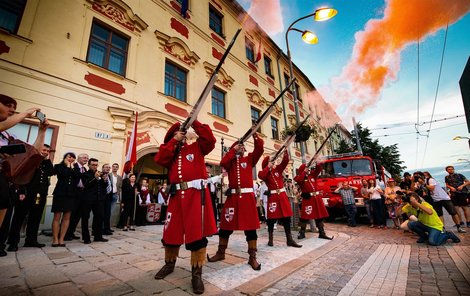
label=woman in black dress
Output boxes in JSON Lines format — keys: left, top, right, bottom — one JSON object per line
{"left": 120, "top": 174, "right": 138, "bottom": 231}
{"left": 51, "top": 152, "right": 76, "bottom": 246}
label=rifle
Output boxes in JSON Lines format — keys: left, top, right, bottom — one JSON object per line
{"left": 180, "top": 28, "right": 242, "bottom": 132}
{"left": 271, "top": 115, "right": 310, "bottom": 162}
{"left": 238, "top": 78, "right": 297, "bottom": 144}
{"left": 305, "top": 123, "right": 339, "bottom": 169}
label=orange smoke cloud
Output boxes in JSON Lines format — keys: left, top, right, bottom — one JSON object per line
{"left": 246, "top": 0, "right": 284, "bottom": 35}
{"left": 322, "top": 0, "right": 470, "bottom": 118}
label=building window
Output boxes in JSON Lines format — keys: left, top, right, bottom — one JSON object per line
{"left": 251, "top": 107, "right": 261, "bottom": 133}
{"left": 271, "top": 117, "right": 279, "bottom": 140}
{"left": 0, "top": 0, "right": 27, "bottom": 33}
{"left": 211, "top": 87, "right": 225, "bottom": 118}
{"left": 264, "top": 55, "right": 273, "bottom": 77}
{"left": 165, "top": 61, "right": 187, "bottom": 102}
{"left": 209, "top": 5, "right": 223, "bottom": 36}
{"left": 8, "top": 122, "right": 54, "bottom": 146}
{"left": 87, "top": 21, "right": 129, "bottom": 76}
{"left": 284, "top": 73, "right": 290, "bottom": 90}
{"left": 245, "top": 38, "right": 255, "bottom": 63}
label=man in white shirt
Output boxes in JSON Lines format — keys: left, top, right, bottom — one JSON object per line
{"left": 103, "top": 163, "right": 119, "bottom": 235}
{"left": 422, "top": 171, "right": 466, "bottom": 233}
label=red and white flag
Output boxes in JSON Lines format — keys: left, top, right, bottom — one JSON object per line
{"left": 123, "top": 112, "right": 138, "bottom": 175}
{"left": 254, "top": 39, "right": 262, "bottom": 63}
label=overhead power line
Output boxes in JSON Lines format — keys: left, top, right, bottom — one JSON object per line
{"left": 371, "top": 122, "right": 466, "bottom": 138}
{"left": 420, "top": 22, "right": 449, "bottom": 167}
{"left": 369, "top": 114, "right": 465, "bottom": 131}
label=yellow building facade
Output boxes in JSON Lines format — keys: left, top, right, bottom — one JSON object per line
{"left": 0, "top": 0, "right": 345, "bottom": 195}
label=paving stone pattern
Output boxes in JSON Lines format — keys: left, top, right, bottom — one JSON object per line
{"left": 0, "top": 216, "right": 469, "bottom": 295}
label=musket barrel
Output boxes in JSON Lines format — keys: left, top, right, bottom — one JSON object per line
{"left": 238, "top": 78, "right": 297, "bottom": 144}
{"left": 181, "top": 28, "right": 242, "bottom": 131}
{"left": 271, "top": 115, "right": 310, "bottom": 162}
{"left": 306, "top": 124, "right": 339, "bottom": 168}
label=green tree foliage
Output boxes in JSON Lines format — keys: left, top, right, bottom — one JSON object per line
{"left": 335, "top": 138, "right": 354, "bottom": 153}
{"left": 334, "top": 123, "right": 406, "bottom": 179}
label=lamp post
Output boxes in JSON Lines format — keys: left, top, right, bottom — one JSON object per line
{"left": 453, "top": 136, "right": 470, "bottom": 149}
{"left": 285, "top": 7, "right": 337, "bottom": 164}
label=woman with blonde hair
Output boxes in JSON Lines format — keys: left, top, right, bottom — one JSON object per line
{"left": 385, "top": 179, "right": 401, "bottom": 229}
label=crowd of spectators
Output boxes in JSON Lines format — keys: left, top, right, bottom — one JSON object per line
{"left": 330, "top": 167, "right": 468, "bottom": 246}
{"left": 0, "top": 141, "right": 170, "bottom": 256}
{"left": 251, "top": 165, "right": 469, "bottom": 247}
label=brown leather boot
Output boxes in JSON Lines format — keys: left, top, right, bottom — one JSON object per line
{"left": 191, "top": 248, "right": 206, "bottom": 294}
{"left": 191, "top": 265, "right": 204, "bottom": 294}
{"left": 155, "top": 246, "right": 180, "bottom": 279}
{"left": 247, "top": 240, "right": 261, "bottom": 270}
{"left": 207, "top": 237, "right": 228, "bottom": 262}
{"left": 268, "top": 231, "right": 273, "bottom": 246}
{"left": 317, "top": 221, "right": 333, "bottom": 240}
{"left": 285, "top": 229, "right": 302, "bottom": 248}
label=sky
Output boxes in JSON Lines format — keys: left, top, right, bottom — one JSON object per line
{"left": 239, "top": 0, "right": 470, "bottom": 172}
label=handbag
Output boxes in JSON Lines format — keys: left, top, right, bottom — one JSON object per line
{"left": 0, "top": 132, "right": 43, "bottom": 185}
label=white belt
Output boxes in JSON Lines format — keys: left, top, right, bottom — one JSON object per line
{"left": 309, "top": 191, "right": 319, "bottom": 196}
{"left": 175, "top": 179, "right": 206, "bottom": 190}
{"left": 230, "top": 188, "right": 254, "bottom": 194}
{"left": 270, "top": 188, "right": 286, "bottom": 194}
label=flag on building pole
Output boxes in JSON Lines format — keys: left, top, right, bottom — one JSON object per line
{"left": 123, "top": 112, "right": 138, "bottom": 175}
{"left": 254, "top": 39, "right": 262, "bottom": 63}
{"left": 181, "top": 0, "right": 189, "bottom": 18}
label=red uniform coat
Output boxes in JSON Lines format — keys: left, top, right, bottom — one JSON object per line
{"left": 219, "top": 135, "right": 264, "bottom": 230}
{"left": 294, "top": 164, "right": 329, "bottom": 220}
{"left": 257, "top": 151, "right": 292, "bottom": 219}
{"left": 154, "top": 120, "right": 217, "bottom": 245}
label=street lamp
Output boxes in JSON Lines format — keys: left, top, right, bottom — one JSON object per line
{"left": 453, "top": 136, "right": 470, "bottom": 149}
{"left": 285, "top": 7, "right": 337, "bottom": 164}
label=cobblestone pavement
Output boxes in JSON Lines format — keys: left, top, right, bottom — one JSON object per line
{"left": 254, "top": 218, "right": 470, "bottom": 296}
{"left": 0, "top": 217, "right": 469, "bottom": 295}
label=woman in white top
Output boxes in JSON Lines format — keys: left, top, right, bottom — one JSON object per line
{"left": 368, "top": 179, "right": 386, "bottom": 229}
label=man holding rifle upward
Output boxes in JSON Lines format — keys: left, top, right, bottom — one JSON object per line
{"left": 207, "top": 133, "right": 264, "bottom": 270}
{"left": 294, "top": 163, "right": 333, "bottom": 240}
{"left": 258, "top": 150, "right": 302, "bottom": 248}
{"left": 153, "top": 120, "right": 217, "bottom": 294}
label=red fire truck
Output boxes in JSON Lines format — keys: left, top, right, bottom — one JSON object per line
{"left": 310, "top": 152, "right": 391, "bottom": 220}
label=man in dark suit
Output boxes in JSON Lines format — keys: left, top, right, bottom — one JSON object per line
{"left": 101, "top": 163, "right": 113, "bottom": 235}
{"left": 65, "top": 153, "right": 88, "bottom": 241}
{"left": 105, "top": 163, "right": 122, "bottom": 234}
{"left": 7, "top": 144, "right": 54, "bottom": 251}
{"left": 81, "top": 158, "right": 109, "bottom": 244}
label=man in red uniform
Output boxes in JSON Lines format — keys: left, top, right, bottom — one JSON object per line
{"left": 294, "top": 163, "right": 333, "bottom": 240}
{"left": 258, "top": 151, "right": 301, "bottom": 248}
{"left": 153, "top": 120, "right": 217, "bottom": 295}
{"left": 207, "top": 134, "right": 264, "bottom": 270}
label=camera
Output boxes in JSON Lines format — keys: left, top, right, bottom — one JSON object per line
{"left": 413, "top": 176, "right": 421, "bottom": 182}
{"left": 36, "top": 111, "right": 46, "bottom": 123}
{"left": 396, "top": 190, "right": 410, "bottom": 203}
